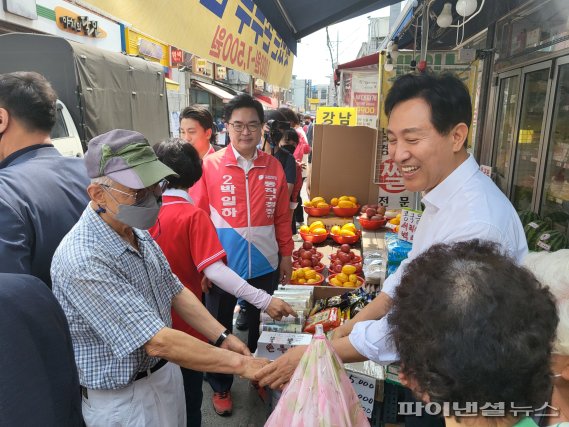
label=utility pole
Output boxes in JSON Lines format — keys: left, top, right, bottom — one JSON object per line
{"left": 336, "top": 31, "right": 339, "bottom": 66}
{"left": 326, "top": 26, "right": 338, "bottom": 106}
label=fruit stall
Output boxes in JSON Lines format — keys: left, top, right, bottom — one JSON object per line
{"left": 258, "top": 193, "right": 413, "bottom": 425}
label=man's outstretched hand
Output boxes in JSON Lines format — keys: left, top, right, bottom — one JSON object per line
{"left": 254, "top": 345, "right": 307, "bottom": 389}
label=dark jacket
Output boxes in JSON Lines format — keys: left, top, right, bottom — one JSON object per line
{"left": 0, "top": 273, "right": 83, "bottom": 426}
{"left": 0, "top": 146, "right": 90, "bottom": 287}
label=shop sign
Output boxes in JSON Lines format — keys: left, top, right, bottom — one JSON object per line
{"left": 215, "top": 65, "right": 227, "bottom": 80}
{"left": 376, "top": 132, "right": 417, "bottom": 209}
{"left": 398, "top": 208, "right": 422, "bottom": 243}
{"left": 170, "top": 47, "right": 184, "bottom": 67}
{"left": 55, "top": 7, "right": 106, "bottom": 38}
{"left": 125, "top": 29, "right": 169, "bottom": 66}
{"left": 138, "top": 38, "right": 163, "bottom": 60}
{"left": 85, "top": 0, "right": 294, "bottom": 87}
{"left": 4, "top": 0, "right": 37, "bottom": 19}
{"left": 194, "top": 57, "right": 213, "bottom": 77}
{"left": 254, "top": 78, "right": 264, "bottom": 91}
{"left": 315, "top": 107, "right": 357, "bottom": 126}
{"left": 342, "top": 71, "right": 378, "bottom": 128}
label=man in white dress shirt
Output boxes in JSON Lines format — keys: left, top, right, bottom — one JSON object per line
{"left": 255, "top": 73, "right": 527, "bottom": 394}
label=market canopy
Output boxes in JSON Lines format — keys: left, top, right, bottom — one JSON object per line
{"left": 193, "top": 81, "right": 234, "bottom": 103}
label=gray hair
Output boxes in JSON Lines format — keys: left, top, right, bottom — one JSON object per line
{"left": 524, "top": 250, "right": 569, "bottom": 355}
{"left": 91, "top": 176, "right": 113, "bottom": 186}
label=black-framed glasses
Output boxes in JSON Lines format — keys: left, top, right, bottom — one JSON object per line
{"left": 227, "top": 122, "right": 261, "bottom": 133}
{"left": 101, "top": 179, "right": 168, "bottom": 204}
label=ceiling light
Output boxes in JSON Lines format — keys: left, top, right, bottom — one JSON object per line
{"left": 436, "top": 3, "right": 453, "bottom": 28}
{"left": 456, "top": 0, "right": 477, "bottom": 17}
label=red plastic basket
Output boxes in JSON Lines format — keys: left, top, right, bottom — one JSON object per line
{"left": 359, "top": 216, "right": 387, "bottom": 231}
{"left": 332, "top": 205, "right": 360, "bottom": 217}
{"left": 330, "top": 230, "right": 361, "bottom": 245}
{"left": 299, "top": 230, "right": 329, "bottom": 244}
{"left": 304, "top": 206, "right": 331, "bottom": 217}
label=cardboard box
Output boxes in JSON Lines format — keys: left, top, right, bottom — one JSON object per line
{"left": 256, "top": 331, "right": 312, "bottom": 361}
{"left": 310, "top": 124, "right": 379, "bottom": 205}
{"left": 313, "top": 285, "right": 356, "bottom": 300}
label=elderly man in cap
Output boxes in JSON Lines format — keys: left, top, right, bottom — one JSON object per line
{"left": 51, "top": 129, "right": 267, "bottom": 427}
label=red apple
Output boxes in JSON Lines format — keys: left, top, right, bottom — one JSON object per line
{"left": 338, "top": 252, "right": 351, "bottom": 264}
{"left": 300, "top": 259, "right": 312, "bottom": 267}
{"left": 301, "top": 251, "right": 312, "bottom": 260}
{"left": 349, "top": 252, "right": 355, "bottom": 260}
{"left": 310, "top": 248, "right": 317, "bottom": 254}
{"left": 334, "top": 264, "right": 343, "bottom": 273}
{"left": 340, "top": 244, "right": 351, "bottom": 253}
{"left": 311, "top": 256, "right": 320, "bottom": 266}
{"left": 302, "top": 241, "right": 313, "bottom": 250}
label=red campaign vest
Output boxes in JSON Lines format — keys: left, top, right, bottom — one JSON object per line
{"left": 192, "top": 147, "right": 293, "bottom": 279}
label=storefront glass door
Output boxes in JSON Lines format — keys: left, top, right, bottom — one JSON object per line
{"left": 511, "top": 67, "right": 550, "bottom": 211}
{"left": 539, "top": 60, "right": 569, "bottom": 231}
{"left": 492, "top": 75, "right": 520, "bottom": 194}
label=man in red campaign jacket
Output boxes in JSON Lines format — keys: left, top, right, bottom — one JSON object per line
{"left": 192, "top": 94, "right": 293, "bottom": 416}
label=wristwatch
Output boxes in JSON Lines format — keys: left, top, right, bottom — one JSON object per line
{"left": 213, "top": 329, "right": 231, "bottom": 347}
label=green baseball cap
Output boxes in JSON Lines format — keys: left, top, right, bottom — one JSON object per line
{"left": 85, "top": 129, "right": 177, "bottom": 189}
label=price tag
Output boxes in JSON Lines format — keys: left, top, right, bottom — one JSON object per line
{"left": 479, "top": 165, "right": 492, "bottom": 177}
{"left": 348, "top": 372, "right": 376, "bottom": 417}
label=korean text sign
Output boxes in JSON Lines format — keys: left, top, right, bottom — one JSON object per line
{"left": 85, "top": 0, "right": 294, "bottom": 87}
{"left": 398, "top": 208, "right": 422, "bottom": 243}
{"left": 315, "top": 107, "right": 358, "bottom": 126}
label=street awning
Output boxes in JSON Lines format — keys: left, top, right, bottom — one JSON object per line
{"left": 254, "top": 0, "right": 403, "bottom": 54}
{"left": 337, "top": 52, "right": 380, "bottom": 71}
{"left": 194, "top": 81, "right": 234, "bottom": 103}
{"left": 335, "top": 52, "right": 380, "bottom": 85}
{"left": 165, "top": 77, "right": 180, "bottom": 92}
{"left": 255, "top": 95, "right": 279, "bottom": 109}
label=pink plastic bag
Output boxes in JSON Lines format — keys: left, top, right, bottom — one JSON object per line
{"left": 265, "top": 325, "right": 371, "bottom": 427}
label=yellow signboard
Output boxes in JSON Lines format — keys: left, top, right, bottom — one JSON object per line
{"left": 125, "top": 29, "right": 169, "bottom": 67}
{"left": 315, "top": 107, "right": 358, "bottom": 126}
{"left": 85, "top": 0, "right": 294, "bottom": 87}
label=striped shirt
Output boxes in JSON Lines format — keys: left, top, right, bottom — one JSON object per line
{"left": 51, "top": 206, "right": 183, "bottom": 390}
